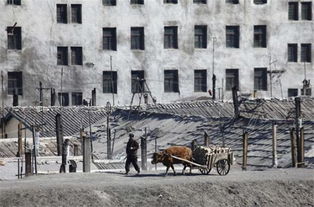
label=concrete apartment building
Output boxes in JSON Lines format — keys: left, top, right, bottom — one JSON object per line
{"left": 0, "top": 0, "right": 313, "bottom": 106}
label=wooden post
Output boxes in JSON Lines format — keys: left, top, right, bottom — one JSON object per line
{"left": 242, "top": 132, "right": 248, "bottom": 170}
{"left": 17, "top": 122, "right": 23, "bottom": 157}
{"left": 154, "top": 133, "right": 157, "bottom": 171}
{"left": 73, "top": 144, "right": 79, "bottom": 156}
{"left": 92, "top": 88, "right": 96, "bottom": 106}
{"left": 232, "top": 86, "right": 240, "bottom": 119}
{"left": 295, "top": 97, "right": 302, "bottom": 167}
{"left": 141, "top": 128, "right": 147, "bottom": 171}
{"left": 83, "top": 135, "right": 91, "bottom": 173}
{"left": 272, "top": 124, "right": 278, "bottom": 168}
{"left": 56, "top": 113, "right": 63, "bottom": 156}
{"left": 299, "top": 127, "right": 305, "bottom": 167}
{"left": 107, "top": 115, "right": 112, "bottom": 159}
{"left": 204, "top": 131, "right": 209, "bottom": 147}
{"left": 290, "top": 128, "right": 297, "bottom": 168}
{"left": 51, "top": 88, "right": 56, "bottom": 106}
{"left": 25, "top": 151, "right": 32, "bottom": 176}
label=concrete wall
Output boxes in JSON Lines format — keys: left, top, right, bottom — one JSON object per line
{"left": 0, "top": 0, "right": 313, "bottom": 106}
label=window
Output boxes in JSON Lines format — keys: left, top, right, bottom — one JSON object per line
{"left": 131, "top": 0, "right": 144, "bottom": 4}
{"left": 164, "top": 70, "right": 179, "bottom": 92}
{"left": 7, "top": 72, "right": 23, "bottom": 95}
{"left": 194, "top": 0, "right": 207, "bottom": 3}
{"left": 226, "top": 0, "right": 239, "bottom": 4}
{"left": 301, "top": 44, "right": 311, "bottom": 62}
{"left": 7, "top": 26, "right": 21, "bottom": 50}
{"left": 103, "top": 28, "right": 117, "bottom": 50}
{"left": 226, "top": 26, "right": 239, "bottom": 48}
{"left": 71, "top": 4, "right": 82, "bottom": 24}
{"left": 254, "top": 0, "right": 267, "bottom": 4}
{"left": 288, "top": 44, "right": 298, "bottom": 62}
{"left": 71, "top": 47, "right": 83, "bottom": 65}
{"left": 254, "top": 68, "right": 267, "bottom": 91}
{"left": 131, "top": 71, "right": 145, "bottom": 93}
{"left": 72, "top": 92, "right": 83, "bottom": 105}
{"left": 288, "top": 2, "right": 298, "bottom": 20}
{"left": 226, "top": 69, "right": 239, "bottom": 91}
{"left": 7, "top": 0, "right": 21, "bottom": 5}
{"left": 58, "top": 93, "right": 69, "bottom": 106}
{"left": 164, "top": 0, "right": 177, "bottom": 3}
{"left": 103, "top": 0, "right": 116, "bottom": 6}
{"left": 57, "top": 47, "right": 68, "bottom": 65}
{"left": 103, "top": 71, "right": 117, "bottom": 93}
{"left": 301, "top": 2, "right": 312, "bottom": 20}
{"left": 288, "top": 88, "right": 298, "bottom": 97}
{"left": 131, "top": 27, "right": 145, "bottom": 50}
{"left": 194, "top": 70, "right": 207, "bottom": 92}
{"left": 254, "top": 25, "right": 267, "bottom": 48}
{"left": 195, "top": 25, "right": 207, "bottom": 49}
{"left": 57, "top": 4, "right": 67, "bottom": 24}
{"left": 164, "top": 26, "right": 178, "bottom": 49}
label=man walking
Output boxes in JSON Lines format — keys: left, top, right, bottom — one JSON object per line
{"left": 125, "top": 133, "right": 140, "bottom": 175}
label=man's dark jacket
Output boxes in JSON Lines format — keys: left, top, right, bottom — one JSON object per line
{"left": 126, "top": 139, "right": 139, "bottom": 157}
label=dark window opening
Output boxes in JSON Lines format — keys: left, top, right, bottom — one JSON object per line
{"left": 8, "top": 72, "right": 23, "bottom": 95}
{"left": 7, "top": 26, "right": 21, "bottom": 50}
{"left": 301, "top": 44, "right": 311, "bottom": 62}
{"left": 226, "top": 26, "right": 239, "bottom": 48}
{"left": 71, "top": 47, "right": 83, "bottom": 65}
{"left": 71, "top": 4, "right": 82, "bottom": 24}
{"left": 301, "top": 2, "right": 312, "bottom": 20}
{"left": 194, "top": 70, "right": 207, "bottom": 92}
{"left": 58, "top": 93, "right": 69, "bottom": 106}
{"left": 103, "top": 71, "right": 117, "bottom": 93}
{"left": 131, "top": 27, "right": 145, "bottom": 50}
{"left": 164, "top": 0, "right": 177, "bottom": 3}
{"left": 131, "top": 71, "right": 145, "bottom": 93}
{"left": 288, "top": 44, "right": 298, "bottom": 62}
{"left": 164, "top": 70, "right": 179, "bottom": 92}
{"left": 72, "top": 92, "right": 83, "bottom": 105}
{"left": 254, "top": 25, "right": 267, "bottom": 48}
{"left": 226, "top": 69, "right": 239, "bottom": 91}
{"left": 288, "top": 2, "right": 299, "bottom": 20}
{"left": 254, "top": 0, "right": 267, "bottom": 4}
{"left": 226, "top": 0, "right": 239, "bottom": 4}
{"left": 131, "top": 0, "right": 144, "bottom": 4}
{"left": 57, "top": 4, "right": 67, "bottom": 24}
{"left": 103, "top": 28, "right": 117, "bottom": 51}
{"left": 103, "top": 0, "right": 116, "bottom": 6}
{"left": 57, "top": 47, "right": 68, "bottom": 65}
{"left": 254, "top": 68, "right": 267, "bottom": 91}
{"left": 195, "top": 25, "right": 207, "bottom": 49}
{"left": 7, "top": 0, "right": 21, "bottom": 5}
{"left": 194, "top": 0, "right": 207, "bottom": 4}
{"left": 288, "top": 88, "right": 298, "bottom": 97}
{"left": 164, "top": 26, "right": 178, "bottom": 49}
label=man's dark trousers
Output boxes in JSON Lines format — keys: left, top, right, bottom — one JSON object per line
{"left": 125, "top": 155, "right": 140, "bottom": 173}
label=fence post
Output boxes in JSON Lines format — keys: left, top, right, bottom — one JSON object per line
{"left": 204, "top": 131, "right": 209, "bottom": 147}
{"left": 299, "top": 127, "right": 305, "bottom": 168}
{"left": 272, "top": 124, "right": 278, "bottom": 168}
{"left": 17, "top": 122, "right": 23, "bottom": 157}
{"left": 107, "top": 116, "right": 112, "bottom": 159}
{"left": 141, "top": 128, "right": 147, "bottom": 171}
{"left": 242, "top": 132, "right": 248, "bottom": 170}
{"left": 83, "top": 132, "right": 91, "bottom": 173}
{"left": 25, "top": 151, "right": 32, "bottom": 176}
{"left": 290, "top": 128, "right": 297, "bottom": 167}
{"left": 56, "top": 113, "right": 63, "bottom": 156}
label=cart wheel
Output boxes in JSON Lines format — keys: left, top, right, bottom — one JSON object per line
{"left": 216, "top": 159, "right": 230, "bottom": 176}
{"left": 199, "top": 168, "right": 211, "bottom": 175}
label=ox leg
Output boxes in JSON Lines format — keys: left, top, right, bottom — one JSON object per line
{"left": 171, "top": 165, "right": 176, "bottom": 176}
{"left": 165, "top": 166, "right": 170, "bottom": 176}
{"left": 182, "top": 165, "right": 187, "bottom": 175}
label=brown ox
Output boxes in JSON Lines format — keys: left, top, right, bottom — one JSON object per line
{"left": 151, "top": 146, "right": 192, "bottom": 176}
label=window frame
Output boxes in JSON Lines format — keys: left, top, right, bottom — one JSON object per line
{"left": 71, "top": 4, "right": 82, "bottom": 24}
{"left": 301, "top": 2, "right": 312, "bottom": 20}
{"left": 103, "top": 71, "right": 118, "bottom": 94}
{"left": 301, "top": 44, "right": 312, "bottom": 62}
{"left": 71, "top": 92, "right": 83, "bottom": 106}
{"left": 103, "top": 28, "right": 117, "bottom": 51}
{"left": 103, "top": 0, "right": 116, "bottom": 6}
{"left": 193, "top": 0, "right": 207, "bottom": 4}
{"left": 131, "top": 0, "right": 144, "bottom": 5}
{"left": 57, "top": 4, "right": 68, "bottom": 24}
{"left": 131, "top": 27, "right": 145, "bottom": 50}
{"left": 164, "top": 70, "right": 179, "bottom": 93}
{"left": 288, "top": 2, "right": 299, "bottom": 20}
{"left": 254, "top": 68, "right": 268, "bottom": 91}
{"left": 71, "top": 47, "right": 83, "bottom": 65}
{"left": 131, "top": 71, "right": 145, "bottom": 93}
{"left": 164, "top": 26, "right": 178, "bottom": 49}
{"left": 194, "top": 70, "right": 207, "bottom": 92}
{"left": 226, "top": 26, "right": 240, "bottom": 48}
{"left": 7, "top": 72, "right": 23, "bottom": 95}
{"left": 7, "top": 26, "right": 22, "bottom": 50}
{"left": 288, "top": 44, "right": 298, "bottom": 62}
{"left": 194, "top": 25, "right": 207, "bottom": 49}
{"left": 253, "top": 25, "right": 267, "bottom": 48}
{"left": 225, "top": 69, "right": 239, "bottom": 91}
{"left": 57, "top": 47, "right": 68, "bottom": 65}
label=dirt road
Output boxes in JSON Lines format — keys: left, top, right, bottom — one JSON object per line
{"left": 0, "top": 167, "right": 313, "bottom": 207}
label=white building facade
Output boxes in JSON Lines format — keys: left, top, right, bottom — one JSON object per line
{"left": 0, "top": 0, "right": 313, "bottom": 106}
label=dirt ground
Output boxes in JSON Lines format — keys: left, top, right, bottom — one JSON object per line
{"left": 0, "top": 166, "right": 313, "bottom": 207}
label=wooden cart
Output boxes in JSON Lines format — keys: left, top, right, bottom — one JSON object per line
{"left": 170, "top": 146, "right": 233, "bottom": 176}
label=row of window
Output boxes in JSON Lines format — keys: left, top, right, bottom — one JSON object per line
{"left": 289, "top": 2, "right": 312, "bottom": 21}
{"left": 288, "top": 44, "right": 312, "bottom": 63}
{"left": 103, "top": 0, "right": 267, "bottom": 5}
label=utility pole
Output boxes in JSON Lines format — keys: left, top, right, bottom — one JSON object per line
{"left": 232, "top": 86, "right": 240, "bottom": 119}
{"left": 60, "top": 68, "right": 63, "bottom": 107}
{"left": 212, "top": 37, "right": 216, "bottom": 100}
{"left": 1, "top": 71, "right": 4, "bottom": 138}
{"left": 110, "top": 56, "right": 115, "bottom": 106}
